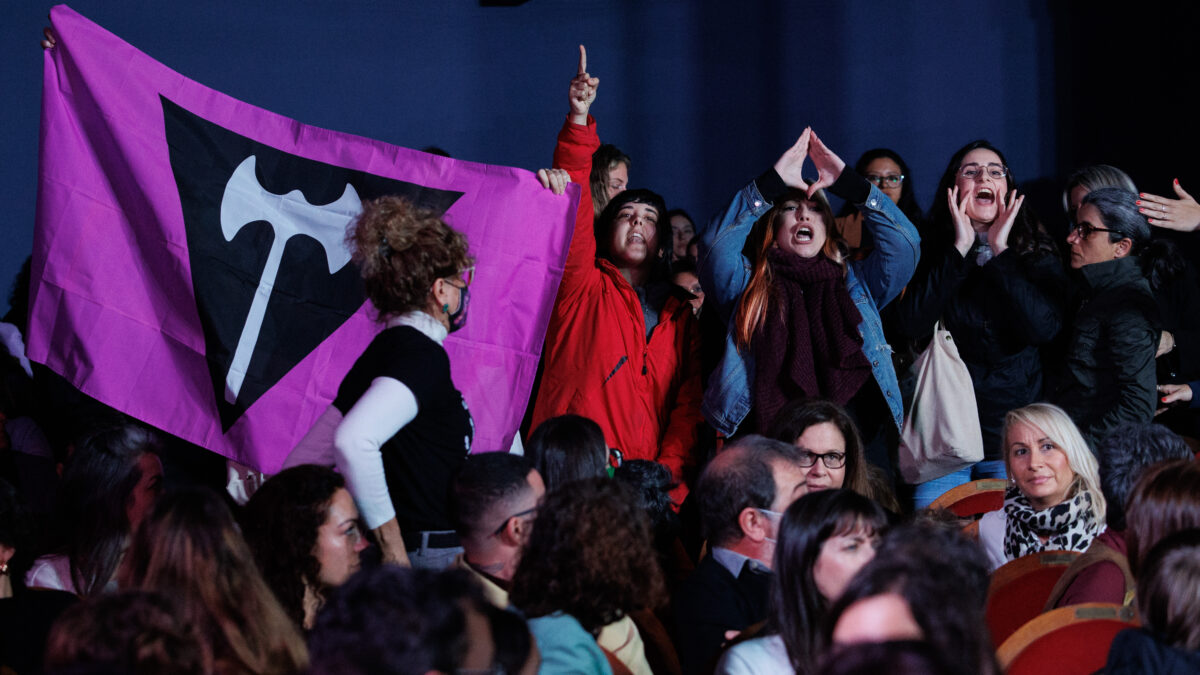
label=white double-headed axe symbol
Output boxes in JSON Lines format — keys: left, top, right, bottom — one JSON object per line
{"left": 218, "top": 155, "right": 362, "bottom": 405}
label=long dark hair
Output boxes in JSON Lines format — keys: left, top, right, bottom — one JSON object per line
{"left": 241, "top": 465, "right": 346, "bottom": 628}
{"left": 927, "top": 140, "right": 1054, "bottom": 260}
{"left": 837, "top": 149, "right": 923, "bottom": 226}
{"left": 524, "top": 414, "right": 609, "bottom": 491}
{"left": 121, "top": 489, "right": 309, "bottom": 674}
{"left": 770, "top": 489, "right": 888, "bottom": 675}
{"left": 53, "top": 424, "right": 161, "bottom": 597}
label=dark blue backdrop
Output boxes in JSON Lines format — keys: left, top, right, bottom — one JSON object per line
{"left": 3, "top": 1, "right": 1192, "bottom": 319}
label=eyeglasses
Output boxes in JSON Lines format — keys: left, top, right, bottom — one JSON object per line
{"left": 957, "top": 163, "right": 1008, "bottom": 180}
{"left": 866, "top": 173, "right": 905, "bottom": 188}
{"left": 1069, "top": 221, "right": 1126, "bottom": 240}
{"left": 491, "top": 505, "right": 537, "bottom": 537}
{"left": 796, "top": 450, "right": 847, "bottom": 469}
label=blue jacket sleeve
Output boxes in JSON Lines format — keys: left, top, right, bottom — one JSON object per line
{"left": 840, "top": 180, "right": 920, "bottom": 309}
{"left": 697, "top": 175, "right": 779, "bottom": 326}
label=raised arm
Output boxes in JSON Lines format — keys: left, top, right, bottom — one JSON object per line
{"left": 550, "top": 46, "right": 602, "bottom": 302}
{"left": 699, "top": 130, "right": 811, "bottom": 324}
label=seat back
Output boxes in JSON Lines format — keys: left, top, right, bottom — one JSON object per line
{"left": 928, "top": 479, "right": 1008, "bottom": 517}
{"left": 986, "top": 550, "right": 1081, "bottom": 647}
{"left": 997, "top": 603, "right": 1139, "bottom": 674}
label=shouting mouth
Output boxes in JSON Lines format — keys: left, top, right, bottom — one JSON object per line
{"left": 975, "top": 188, "right": 996, "bottom": 206}
{"left": 794, "top": 226, "right": 814, "bottom": 243}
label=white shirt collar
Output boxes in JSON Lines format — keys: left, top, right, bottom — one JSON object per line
{"left": 386, "top": 311, "right": 447, "bottom": 346}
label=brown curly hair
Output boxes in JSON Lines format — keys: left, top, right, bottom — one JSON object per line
{"left": 349, "top": 196, "right": 472, "bottom": 319}
{"left": 508, "top": 478, "right": 666, "bottom": 635}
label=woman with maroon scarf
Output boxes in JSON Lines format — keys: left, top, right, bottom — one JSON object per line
{"left": 699, "top": 130, "right": 919, "bottom": 449}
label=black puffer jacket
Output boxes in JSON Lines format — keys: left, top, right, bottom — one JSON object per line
{"left": 1050, "top": 256, "right": 1159, "bottom": 447}
{"left": 894, "top": 241, "right": 1066, "bottom": 460}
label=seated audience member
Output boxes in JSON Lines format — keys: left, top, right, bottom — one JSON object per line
{"left": 1051, "top": 188, "right": 1159, "bottom": 446}
{"left": 1104, "top": 530, "right": 1200, "bottom": 674}
{"left": 510, "top": 478, "right": 665, "bottom": 675}
{"left": 978, "top": 403, "right": 1106, "bottom": 570}
{"left": 614, "top": 459, "right": 688, "bottom": 582}
{"left": 119, "top": 488, "right": 309, "bottom": 674}
{"left": 488, "top": 602, "right": 541, "bottom": 675}
{"left": 825, "top": 519, "right": 997, "bottom": 675}
{"left": 308, "top": 566, "right": 503, "bottom": 675}
{"left": 1045, "top": 423, "right": 1193, "bottom": 609}
{"left": 43, "top": 590, "right": 206, "bottom": 675}
{"left": 591, "top": 143, "right": 630, "bottom": 220}
{"left": 769, "top": 399, "right": 871, "bottom": 496}
{"left": 668, "top": 209, "right": 697, "bottom": 262}
{"left": 525, "top": 414, "right": 609, "bottom": 490}
{"left": 449, "top": 451, "right": 545, "bottom": 607}
{"left": 1, "top": 478, "right": 78, "bottom": 675}
{"left": 27, "top": 423, "right": 163, "bottom": 596}
{"left": 1124, "top": 459, "right": 1200, "bottom": 583}
{"left": 716, "top": 489, "right": 888, "bottom": 675}
{"left": 240, "top": 465, "right": 369, "bottom": 629}
{"left": 674, "top": 435, "right": 807, "bottom": 675}
{"left": 531, "top": 48, "right": 702, "bottom": 505}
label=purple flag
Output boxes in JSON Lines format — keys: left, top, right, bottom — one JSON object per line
{"left": 29, "top": 5, "right": 578, "bottom": 471}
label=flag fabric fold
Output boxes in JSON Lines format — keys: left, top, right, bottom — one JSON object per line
{"left": 28, "top": 4, "right": 578, "bottom": 471}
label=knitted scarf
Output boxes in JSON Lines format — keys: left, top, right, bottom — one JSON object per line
{"left": 753, "top": 249, "right": 869, "bottom": 430}
{"left": 1003, "top": 485, "right": 1103, "bottom": 561}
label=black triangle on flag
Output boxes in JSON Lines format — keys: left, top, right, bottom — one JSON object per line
{"left": 162, "top": 96, "right": 463, "bottom": 431}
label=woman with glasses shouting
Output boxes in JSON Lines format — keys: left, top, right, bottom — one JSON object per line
{"left": 893, "top": 141, "right": 1066, "bottom": 509}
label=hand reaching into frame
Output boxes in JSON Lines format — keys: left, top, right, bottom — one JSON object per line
{"left": 987, "top": 189, "right": 1025, "bottom": 256}
{"left": 772, "top": 127, "right": 811, "bottom": 191}
{"left": 41, "top": 27, "right": 56, "bottom": 49}
{"left": 1156, "top": 382, "right": 1193, "bottom": 415}
{"left": 805, "top": 130, "right": 846, "bottom": 199}
{"left": 568, "top": 45, "right": 599, "bottom": 125}
{"left": 537, "top": 168, "right": 571, "bottom": 195}
{"left": 1138, "top": 179, "right": 1200, "bottom": 232}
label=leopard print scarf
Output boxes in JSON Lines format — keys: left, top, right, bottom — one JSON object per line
{"left": 1003, "top": 485, "right": 1103, "bottom": 561}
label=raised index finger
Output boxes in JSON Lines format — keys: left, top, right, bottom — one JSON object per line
{"left": 578, "top": 45, "right": 587, "bottom": 75}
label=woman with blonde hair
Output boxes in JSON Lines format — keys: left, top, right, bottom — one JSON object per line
{"left": 978, "top": 403, "right": 1106, "bottom": 570}
{"left": 119, "top": 489, "right": 308, "bottom": 674}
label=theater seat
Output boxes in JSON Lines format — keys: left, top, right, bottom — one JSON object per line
{"left": 928, "top": 479, "right": 1008, "bottom": 517}
{"left": 997, "top": 603, "right": 1139, "bottom": 674}
{"left": 987, "top": 550, "right": 1082, "bottom": 647}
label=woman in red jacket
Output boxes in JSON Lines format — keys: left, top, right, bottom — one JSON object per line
{"left": 532, "top": 47, "right": 702, "bottom": 504}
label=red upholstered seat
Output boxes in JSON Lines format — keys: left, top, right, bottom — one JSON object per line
{"left": 928, "top": 479, "right": 1008, "bottom": 517}
{"left": 997, "top": 603, "right": 1139, "bottom": 674}
{"left": 987, "top": 550, "right": 1081, "bottom": 647}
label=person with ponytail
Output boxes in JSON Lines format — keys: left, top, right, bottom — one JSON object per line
{"left": 699, "top": 128, "right": 919, "bottom": 459}
{"left": 1051, "top": 187, "right": 1161, "bottom": 446}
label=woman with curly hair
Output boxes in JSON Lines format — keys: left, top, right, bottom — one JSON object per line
{"left": 290, "top": 195, "right": 475, "bottom": 569}
{"left": 119, "top": 489, "right": 308, "bottom": 675}
{"left": 510, "top": 478, "right": 666, "bottom": 675}
{"left": 241, "top": 465, "right": 367, "bottom": 629}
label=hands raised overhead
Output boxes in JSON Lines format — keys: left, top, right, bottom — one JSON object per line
{"left": 568, "top": 45, "right": 599, "bottom": 125}
{"left": 1139, "top": 180, "right": 1200, "bottom": 233}
{"left": 771, "top": 127, "right": 848, "bottom": 198}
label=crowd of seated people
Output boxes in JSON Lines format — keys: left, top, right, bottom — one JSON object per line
{"left": 6, "top": 38, "right": 1200, "bottom": 675}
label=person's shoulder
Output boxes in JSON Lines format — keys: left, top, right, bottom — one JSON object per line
{"left": 717, "top": 635, "right": 789, "bottom": 675}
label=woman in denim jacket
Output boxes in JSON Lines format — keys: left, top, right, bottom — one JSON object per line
{"left": 699, "top": 129, "right": 919, "bottom": 467}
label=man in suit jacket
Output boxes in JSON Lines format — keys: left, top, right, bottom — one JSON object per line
{"left": 674, "top": 435, "right": 808, "bottom": 674}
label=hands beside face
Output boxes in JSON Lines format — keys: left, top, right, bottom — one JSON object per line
{"left": 987, "top": 189, "right": 1025, "bottom": 256}
{"left": 1139, "top": 180, "right": 1200, "bottom": 232}
{"left": 948, "top": 186, "right": 976, "bottom": 257}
